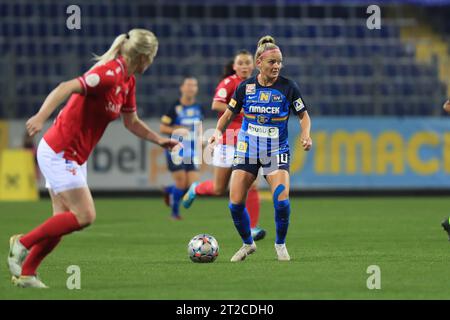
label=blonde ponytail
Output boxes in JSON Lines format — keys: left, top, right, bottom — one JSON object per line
{"left": 92, "top": 29, "right": 158, "bottom": 68}
{"left": 92, "top": 34, "right": 127, "bottom": 67}
{"left": 254, "top": 35, "right": 279, "bottom": 62}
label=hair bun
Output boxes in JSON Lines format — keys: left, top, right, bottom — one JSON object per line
{"left": 257, "top": 35, "right": 276, "bottom": 47}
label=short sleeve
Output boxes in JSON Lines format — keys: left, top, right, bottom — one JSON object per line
{"left": 290, "top": 80, "right": 307, "bottom": 114}
{"left": 213, "top": 78, "right": 235, "bottom": 103}
{"left": 161, "top": 104, "right": 178, "bottom": 126}
{"left": 77, "top": 65, "right": 116, "bottom": 96}
{"left": 227, "top": 82, "right": 245, "bottom": 114}
{"left": 121, "top": 76, "right": 137, "bottom": 113}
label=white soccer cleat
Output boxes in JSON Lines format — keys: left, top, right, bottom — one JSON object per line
{"left": 275, "top": 243, "right": 291, "bottom": 261}
{"left": 12, "top": 275, "right": 49, "bottom": 289}
{"left": 7, "top": 234, "right": 29, "bottom": 277}
{"left": 230, "top": 242, "right": 257, "bottom": 262}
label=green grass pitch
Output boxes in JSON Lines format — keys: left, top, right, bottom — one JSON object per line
{"left": 0, "top": 196, "right": 449, "bottom": 299}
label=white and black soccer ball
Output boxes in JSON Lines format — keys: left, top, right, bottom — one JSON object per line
{"left": 187, "top": 234, "right": 219, "bottom": 263}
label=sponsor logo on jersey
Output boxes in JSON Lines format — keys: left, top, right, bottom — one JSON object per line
{"left": 237, "top": 141, "right": 248, "bottom": 153}
{"left": 229, "top": 99, "right": 237, "bottom": 108}
{"left": 247, "top": 123, "right": 279, "bottom": 138}
{"left": 258, "top": 91, "right": 271, "bottom": 103}
{"left": 106, "top": 70, "right": 114, "bottom": 76}
{"left": 217, "top": 88, "right": 227, "bottom": 99}
{"left": 293, "top": 97, "right": 305, "bottom": 112}
{"left": 180, "top": 118, "right": 200, "bottom": 126}
{"left": 115, "top": 66, "right": 121, "bottom": 74}
{"left": 246, "top": 84, "right": 256, "bottom": 95}
{"left": 85, "top": 73, "right": 100, "bottom": 87}
{"left": 272, "top": 94, "right": 282, "bottom": 102}
{"left": 257, "top": 115, "right": 270, "bottom": 124}
{"left": 248, "top": 106, "right": 280, "bottom": 114}
{"left": 105, "top": 101, "right": 121, "bottom": 113}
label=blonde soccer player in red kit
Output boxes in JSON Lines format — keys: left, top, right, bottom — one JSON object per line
{"left": 7, "top": 29, "right": 179, "bottom": 288}
{"left": 182, "top": 50, "right": 266, "bottom": 241}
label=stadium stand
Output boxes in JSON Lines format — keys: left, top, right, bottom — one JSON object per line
{"left": 0, "top": 0, "right": 448, "bottom": 118}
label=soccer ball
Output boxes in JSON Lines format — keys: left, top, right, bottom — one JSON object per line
{"left": 187, "top": 234, "right": 219, "bottom": 263}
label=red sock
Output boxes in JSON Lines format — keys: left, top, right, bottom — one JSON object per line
{"left": 246, "top": 187, "right": 260, "bottom": 229}
{"left": 21, "top": 237, "right": 61, "bottom": 276}
{"left": 20, "top": 212, "right": 81, "bottom": 249}
{"left": 195, "top": 180, "right": 215, "bottom": 196}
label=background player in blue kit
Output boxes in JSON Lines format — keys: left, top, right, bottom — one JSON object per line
{"left": 208, "top": 36, "right": 312, "bottom": 262}
{"left": 160, "top": 77, "right": 203, "bottom": 220}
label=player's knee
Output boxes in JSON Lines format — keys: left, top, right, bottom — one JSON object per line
{"left": 272, "top": 184, "right": 289, "bottom": 203}
{"left": 75, "top": 208, "right": 96, "bottom": 227}
{"left": 229, "top": 193, "right": 245, "bottom": 205}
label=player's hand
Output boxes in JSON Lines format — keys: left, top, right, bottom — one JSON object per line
{"left": 26, "top": 115, "right": 44, "bottom": 137}
{"left": 443, "top": 99, "right": 450, "bottom": 114}
{"left": 300, "top": 135, "right": 312, "bottom": 151}
{"left": 158, "top": 138, "right": 181, "bottom": 151}
{"left": 207, "top": 131, "right": 221, "bottom": 155}
{"left": 207, "top": 130, "right": 222, "bottom": 147}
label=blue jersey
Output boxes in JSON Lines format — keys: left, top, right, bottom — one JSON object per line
{"left": 162, "top": 101, "right": 203, "bottom": 131}
{"left": 227, "top": 75, "right": 307, "bottom": 158}
{"left": 161, "top": 101, "right": 204, "bottom": 161}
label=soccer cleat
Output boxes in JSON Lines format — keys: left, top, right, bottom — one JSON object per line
{"left": 275, "top": 243, "right": 291, "bottom": 261}
{"left": 170, "top": 214, "right": 183, "bottom": 221}
{"left": 230, "top": 242, "right": 257, "bottom": 262}
{"left": 441, "top": 218, "right": 450, "bottom": 241}
{"left": 12, "top": 275, "right": 48, "bottom": 289}
{"left": 251, "top": 227, "right": 266, "bottom": 241}
{"left": 182, "top": 182, "right": 199, "bottom": 209}
{"left": 7, "top": 234, "right": 29, "bottom": 277}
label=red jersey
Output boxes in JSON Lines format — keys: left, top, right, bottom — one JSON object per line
{"left": 213, "top": 74, "right": 243, "bottom": 145}
{"left": 44, "top": 56, "right": 136, "bottom": 165}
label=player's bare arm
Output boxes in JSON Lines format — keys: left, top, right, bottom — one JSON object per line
{"left": 208, "top": 108, "right": 236, "bottom": 146}
{"left": 211, "top": 100, "right": 229, "bottom": 113}
{"left": 122, "top": 111, "right": 179, "bottom": 150}
{"left": 298, "top": 110, "right": 312, "bottom": 151}
{"left": 26, "top": 78, "right": 83, "bottom": 137}
{"left": 443, "top": 99, "right": 450, "bottom": 114}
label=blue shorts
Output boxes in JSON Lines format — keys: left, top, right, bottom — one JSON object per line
{"left": 231, "top": 152, "right": 290, "bottom": 177}
{"left": 165, "top": 150, "right": 199, "bottom": 172}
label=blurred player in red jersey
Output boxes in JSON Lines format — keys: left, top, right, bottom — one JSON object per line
{"left": 182, "top": 50, "right": 266, "bottom": 241}
{"left": 7, "top": 29, "right": 179, "bottom": 288}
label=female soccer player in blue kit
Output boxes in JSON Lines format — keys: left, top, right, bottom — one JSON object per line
{"left": 160, "top": 77, "right": 203, "bottom": 220}
{"left": 208, "top": 36, "right": 313, "bottom": 262}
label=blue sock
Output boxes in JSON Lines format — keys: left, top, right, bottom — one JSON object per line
{"left": 274, "top": 199, "right": 291, "bottom": 244}
{"left": 229, "top": 202, "right": 253, "bottom": 244}
{"left": 171, "top": 187, "right": 186, "bottom": 217}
